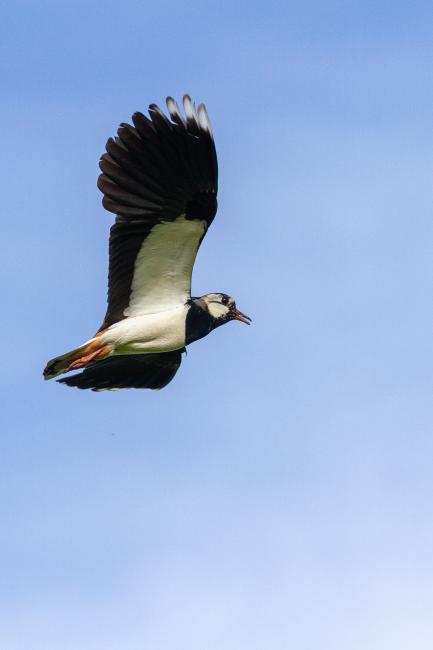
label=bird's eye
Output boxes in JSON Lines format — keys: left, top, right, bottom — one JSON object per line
{"left": 221, "top": 296, "right": 229, "bottom": 305}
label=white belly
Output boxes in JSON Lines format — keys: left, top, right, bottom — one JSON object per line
{"left": 101, "top": 305, "right": 188, "bottom": 354}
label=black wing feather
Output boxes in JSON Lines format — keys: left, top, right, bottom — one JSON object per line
{"left": 57, "top": 351, "right": 183, "bottom": 391}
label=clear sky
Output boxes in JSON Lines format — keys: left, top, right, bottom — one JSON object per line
{"left": 1, "top": 0, "right": 433, "bottom": 648}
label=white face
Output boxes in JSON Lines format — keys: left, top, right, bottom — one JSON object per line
{"left": 201, "top": 293, "right": 235, "bottom": 320}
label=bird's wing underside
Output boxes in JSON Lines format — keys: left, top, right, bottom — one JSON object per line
{"left": 97, "top": 95, "right": 218, "bottom": 331}
{"left": 57, "top": 350, "right": 183, "bottom": 391}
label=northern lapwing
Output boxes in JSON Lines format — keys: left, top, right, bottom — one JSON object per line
{"left": 43, "top": 95, "right": 251, "bottom": 391}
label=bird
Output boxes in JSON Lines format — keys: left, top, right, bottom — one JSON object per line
{"left": 43, "top": 95, "right": 251, "bottom": 391}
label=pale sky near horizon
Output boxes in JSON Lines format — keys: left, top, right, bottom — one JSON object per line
{"left": 1, "top": 1, "right": 433, "bottom": 648}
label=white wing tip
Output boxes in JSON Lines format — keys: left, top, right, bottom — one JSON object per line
{"left": 182, "top": 94, "right": 196, "bottom": 122}
{"left": 166, "top": 96, "right": 184, "bottom": 124}
{"left": 165, "top": 94, "right": 213, "bottom": 136}
{"left": 197, "top": 102, "right": 213, "bottom": 135}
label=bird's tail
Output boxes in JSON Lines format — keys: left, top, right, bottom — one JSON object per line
{"left": 43, "top": 337, "right": 111, "bottom": 380}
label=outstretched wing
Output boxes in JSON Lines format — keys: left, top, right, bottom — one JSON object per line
{"left": 57, "top": 350, "right": 183, "bottom": 391}
{"left": 97, "top": 95, "right": 218, "bottom": 331}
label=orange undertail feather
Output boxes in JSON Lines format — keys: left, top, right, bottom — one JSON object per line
{"left": 43, "top": 337, "right": 112, "bottom": 380}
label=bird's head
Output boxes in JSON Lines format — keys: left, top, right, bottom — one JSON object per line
{"left": 198, "top": 293, "right": 251, "bottom": 326}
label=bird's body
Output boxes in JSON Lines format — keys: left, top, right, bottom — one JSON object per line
{"left": 102, "top": 305, "right": 190, "bottom": 354}
{"left": 44, "top": 95, "right": 250, "bottom": 390}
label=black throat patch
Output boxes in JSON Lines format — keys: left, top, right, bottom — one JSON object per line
{"left": 185, "top": 298, "right": 222, "bottom": 345}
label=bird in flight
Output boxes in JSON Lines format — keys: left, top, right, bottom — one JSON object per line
{"left": 43, "top": 95, "right": 251, "bottom": 391}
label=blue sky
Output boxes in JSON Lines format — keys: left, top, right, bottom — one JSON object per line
{"left": 1, "top": 0, "right": 433, "bottom": 648}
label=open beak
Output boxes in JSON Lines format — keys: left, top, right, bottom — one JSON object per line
{"left": 232, "top": 308, "right": 252, "bottom": 325}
